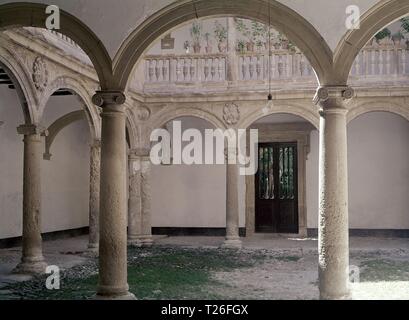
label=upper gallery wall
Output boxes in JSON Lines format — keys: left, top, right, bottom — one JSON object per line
{"left": 0, "top": 0, "right": 378, "bottom": 58}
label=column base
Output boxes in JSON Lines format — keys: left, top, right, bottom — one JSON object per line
{"left": 320, "top": 291, "right": 352, "bottom": 300}
{"left": 12, "top": 257, "right": 47, "bottom": 275}
{"left": 84, "top": 244, "right": 99, "bottom": 257}
{"left": 95, "top": 292, "right": 136, "bottom": 300}
{"left": 128, "top": 235, "right": 153, "bottom": 248}
{"left": 96, "top": 284, "right": 136, "bottom": 300}
{"left": 221, "top": 238, "right": 242, "bottom": 249}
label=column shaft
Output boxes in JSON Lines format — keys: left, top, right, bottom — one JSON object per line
{"left": 128, "top": 155, "right": 142, "bottom": 245}
{"left": 93, "top": 91, "right": 134, "bottom": 300}
{"left": 140, "top": 156, "right": 153, "bottom": 245}
{"left": 222, "top": 149, "right": 242, "bottom": 249}
{"left": 128, "top": 152, "right": 153, "bottom": 247}
{"left": 88, "top": 141, "right": 100, "bottom": 252}
{"left": 315, "top": 87, "right": 352, "bottom": 300}
{"left": 14, "top": 125, "right": 47, "bottom": 274}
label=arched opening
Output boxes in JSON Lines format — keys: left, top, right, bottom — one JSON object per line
{"left": 0, "top": 64, "right": 26, "bottom": 245}
{"left": 347, "top": 16, "right": 409, "bottom": 86}
{"left": 40, "top": 87, "right": 98, "bottom": 252}
{"left": 114, "top": 0, "right": 333, "bottom": 89}
{"left": 347, "top": 111, "right": 409, "bottom": 299}
{"left": 244, "top": 113, "right": 317, "bottom": 237}
{"left": 0, "top": 2, "right": 113, "bottom": 88}
{"left": 150, "top": 116, "right": 228, "bottom": 236}
{"left": 335, "top": 0, "right": 409, "bottom": 83}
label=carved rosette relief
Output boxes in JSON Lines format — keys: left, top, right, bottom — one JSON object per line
{"left": 137, "top": 105, "right": 151, "bottom": 121}
{"left": 32, "top": 56, "right": 48, "bottom": 91}
{"left": 223, "top": 102, "right": 240, "bottom": 125}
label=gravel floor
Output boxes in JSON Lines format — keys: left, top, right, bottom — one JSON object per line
{"left": 0, "top": 235, "right": 408, "bottom": 300}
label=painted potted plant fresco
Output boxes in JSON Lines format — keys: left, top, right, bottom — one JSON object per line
{"left": 250, "top": 20, "right": 268, "bottom": 52}
{"left": 237, "top": 39, "right": 246, "bottom": 53}
{"left": 235, "top": 18, "right": 254, "bottom": 52}
{"left": 374, "top": 28, "right": 392, "bottom": 45}
{"left": 391, "top": 30, "right": 405, "bottom": 45}
{"left": 214, "top": 21, "right": 228, "bottom": 53}
{"left": 190, "top": 21, "right": 202, "bottom": 53}
{"left": 400, "top": 17, "right": 409, "bottom": 49}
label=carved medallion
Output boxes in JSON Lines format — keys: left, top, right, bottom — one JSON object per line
{"left": 32, "top": 56, "right": 48, "bottom": 91}
{"left": 223, "top": 102, "right": 240, "bottom": 125}
{"left": 137, "top": 105, "right": 151, "bottom": 121}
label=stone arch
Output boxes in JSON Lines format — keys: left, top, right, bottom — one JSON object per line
{"left": 113, "top": 0, "right": 334, "bottom": 90}
{"left": 0, "top": 46, "right": 37, "bottom": 124}
{"left": 125, "top": 107, "right": 138, "bottom": 149}
{"left": 347, "top": 100, "right": 409, "bottom": 124}
{"left": 150, "top": 107, "right": 226, "bottom": 131}
{"left": 239, "top": 102, "right": 320, "bottom": 129}
{"left": 43, "top": 110, "right": 87, "bottom": 160}
{"left": 0, "top": 2, "right": 114, "bottom": 89}
{"left": 39, "top": 76, "right": 101, "bottom": 141}
{"left": 334, "top": 0, "right": 409, "bottom": 84}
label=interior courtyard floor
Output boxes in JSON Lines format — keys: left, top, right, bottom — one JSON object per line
{"left": 0, "top": 234, "right": 408, "bottom": 300}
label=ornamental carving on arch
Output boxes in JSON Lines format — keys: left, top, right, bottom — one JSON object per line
{"left": 32, "top": 56, "right": 49, "bottom": 92}
{"left": 137, "top": 105, "right": 151, "bottom": 121}
{"left": 223, "top": 102, "right": 240, "bottom": 125}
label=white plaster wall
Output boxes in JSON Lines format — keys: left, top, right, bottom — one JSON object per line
{"left": 0, "top": 86, "right": 24, "bottom": 238}
{"left": 41, "top": 95, "right": 90, "bottom": 233}
{"left": 347, "top": 112, "right": 409, "bottom": 229}
{"left": 306, "top": 111, "right": 409, "bottom": 229}
{"left": 152, "top": 112, "right": 409, "bottom": 231}
{"left": 151, "top": 116, "right": 246, "bottom": 228}
{"left": 306, "top": 129, "right": 319, "bottom": 228}
{"left": 0, "top": 91, "right": 90, "bottom": 239}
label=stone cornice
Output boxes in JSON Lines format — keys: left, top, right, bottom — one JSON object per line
{"left": 129, "top": 148, "right": 151, "bottom": 158}
{"left": 17, "top": 124, "right": 44, "bottom": 135}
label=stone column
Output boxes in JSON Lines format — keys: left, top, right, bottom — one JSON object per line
{"left": 128, "top": 149, "right": 153, "bottom": 247}
{"left": 127, "top": 150, "right": 142, "bottom": 245}
{"left": 92, "top": 91, "right": 135, "bottom": 300}
{"left": 87, "top": 140, "right": 101, "bottom": 253}
{"left": 222, "top": 148, "right": 242, "bottom": 249}
{"left": 13, "top": 124, "right": 47, "bottom": 274}
{"left": 314, "top": 86, "right": 354, "bottom": 300}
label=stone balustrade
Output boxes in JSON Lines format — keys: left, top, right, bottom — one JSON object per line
{"left": 144, "top": 54, "right": 227, "bottom": 83}
{"left": 350, "top": 43, "right": 409, "bottom": 78}
{"left": 238, "top": 51, "right": 314, "bottom": 81}
{"left": 143, "top": 43, "right": 409, "bottom": 88}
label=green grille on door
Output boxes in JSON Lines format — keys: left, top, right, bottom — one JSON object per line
{"left": 258, "top": 146, "right": 274, "bottom": 199}
{"left": 279, "top": 146, "right": 295, "bottom": 200}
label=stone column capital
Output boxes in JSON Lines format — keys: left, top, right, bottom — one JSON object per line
{"left": 92, "top": 91, "right": 126, "bottom": 108}
{"left": 90, "top": 139, "right": 101, "bottom": 149}
{"left": 313, "top": 86, "right": 354, "bottom": 113}
{"left": 17, "top": 124, "right": 44, "bottom": 136}
{"left": 129, "top": 148, "right": 151, "bottom": 159}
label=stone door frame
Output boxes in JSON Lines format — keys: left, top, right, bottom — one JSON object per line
{"left": 245, "top": 122, "right": 314, "bottom": 237}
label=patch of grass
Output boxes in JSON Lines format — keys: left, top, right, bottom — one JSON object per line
{"left": 274, "top": 256, "right": 301, "bottom": 262}
{"left": 359, "top": 259, "right": 409, "bottom": 283}
{"left": 1, "top": 246, "right": 269, "bottom": 300}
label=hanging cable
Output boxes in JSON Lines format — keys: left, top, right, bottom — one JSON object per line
{"left": 268, "top": 0, "right": 272, "bottom": 102}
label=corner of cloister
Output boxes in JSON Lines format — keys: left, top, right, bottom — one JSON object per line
{"left": 0, "top": 0, "right": 409, "bottom": 303}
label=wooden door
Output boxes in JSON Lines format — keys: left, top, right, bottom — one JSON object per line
{"left": 255, "top": 142, "right": 298, "bottom": 233}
